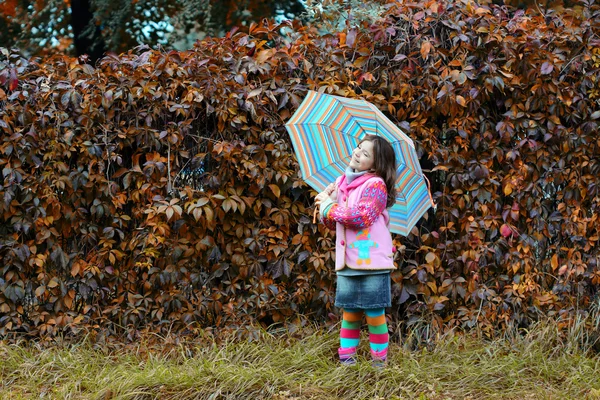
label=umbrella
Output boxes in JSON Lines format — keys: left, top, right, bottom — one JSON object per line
{"left": 285, "top": 90, "right": 434, "bottom": 236}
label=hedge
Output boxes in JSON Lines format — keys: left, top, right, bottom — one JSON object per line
{"left": 0, "top": 0, "right": 599, "bottom": 342}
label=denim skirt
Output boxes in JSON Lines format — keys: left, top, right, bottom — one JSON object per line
{"left": 335, "top": 272, "right": 391, "bottom": 309}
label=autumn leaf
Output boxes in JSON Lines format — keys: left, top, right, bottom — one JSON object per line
{"left": 540, "top": 62, "right": 554, "bottom": 75}
{"left": 8, "top": 69, "right": 18, "bottom": 91}
{"left": 346, "top": 29, "right": 357, "bottom": 48}
{"left": 256, "top": 49, "right": 275, "bottom": 64}
{"left": 551, "top": 254, "right": 558, "bottom": 271}
{"left": 35, "top": 286, "right": 46, "bottom": 297}
{"left": 558, "top": 265, "right": 568, "bottom": 276}
{"left": 500, "top": 224, "right": 512, "bottom": 238}
{"left": 426, "top": 252, "right": 436, "bottom": 264}
{"left": 420, "top": 41, "right": 432, "bottom": 60}
{"left": 268, "top": 184, "right": 280, "bottom": 198}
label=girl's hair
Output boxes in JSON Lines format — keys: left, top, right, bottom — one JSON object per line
{"left": 360, "top": 135, "right": 397, "bottom": 208}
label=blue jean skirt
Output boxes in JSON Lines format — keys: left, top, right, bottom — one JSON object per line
{"left": 335, "top": 273, "right": 391, "bottom": 309}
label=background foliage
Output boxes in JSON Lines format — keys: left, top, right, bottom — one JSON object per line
{"left": 0, "top": 0, "right": 599, "bottom": 342}
{"left": 0, "top": 0, "right": 304, "bottom": 62}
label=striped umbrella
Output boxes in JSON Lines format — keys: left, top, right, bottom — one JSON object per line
{"left": 285, "top": 90, "right": 434, "bottom": 236}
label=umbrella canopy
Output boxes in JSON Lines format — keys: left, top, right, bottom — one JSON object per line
{"left": 285, "top": 90, "right": 434, "bottom": 236}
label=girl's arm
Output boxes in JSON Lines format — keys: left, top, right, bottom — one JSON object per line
{"left": 320, "top": 198, "right": 337, "bottom": 230}
{"left": 322, "top": 180, "right": 387, "bottom": 230}
{"left": 316, "top": 183, "right": 338, "bottom": 230}
{"left": 321, "top": 212, "right": 337, "bottom": 230}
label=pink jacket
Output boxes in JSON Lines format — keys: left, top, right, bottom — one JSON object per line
{"left": 322, "top": 174, "right": 396, "bottom": 272}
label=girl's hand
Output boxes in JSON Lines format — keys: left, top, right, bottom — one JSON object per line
{"left": 314, "top": 191, "right": 329, "bottom": 205}
{"left": 329, "top": 185, "right": 338, "bottom": 202}
{"left": 314, "top": 183, "right": 336, "bottom": 205}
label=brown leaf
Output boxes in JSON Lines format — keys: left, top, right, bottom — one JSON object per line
{"left": 269, "top": 184, "right": 280, "bottom": 198}
{"left": 551, "top": 254, "right": 558, "bottom": 270}
{"left": 420, "top": 41, "right": 432, "bottom": 60}
{"left": 425, "top": 252, "right": 436, "bottom": 264}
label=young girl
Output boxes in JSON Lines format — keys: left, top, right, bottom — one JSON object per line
{"left": 315, "top": 134, "right": 397, "bottom": 367}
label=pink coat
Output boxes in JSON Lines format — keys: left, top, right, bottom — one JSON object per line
{"left": 322, "top": 174, "right": 396, "bottom": 272}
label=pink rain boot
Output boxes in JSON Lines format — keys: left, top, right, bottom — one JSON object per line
{"left": 371, "top": 348, "right": 387, "bottom": 368}
{"left": 338, "top": 347, "right": 357, "bottom": 365}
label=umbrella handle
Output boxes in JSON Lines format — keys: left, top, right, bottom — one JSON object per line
{"left": 313, "top": 207, "right": 318, "bottom": 224}
{"left": 423, "top": 174, "right": 437, "bottom": 210}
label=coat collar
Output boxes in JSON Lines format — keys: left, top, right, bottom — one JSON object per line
{"left": 338, "top": 172, "right": 378, "bottom": 193}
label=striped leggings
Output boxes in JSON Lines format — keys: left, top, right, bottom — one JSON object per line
{"left": 339, "top": 308, "right": 388, "bottom": 361}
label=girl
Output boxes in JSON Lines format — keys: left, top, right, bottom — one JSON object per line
{"left": 315, "top": 134, "right": 397, "bottom": 367}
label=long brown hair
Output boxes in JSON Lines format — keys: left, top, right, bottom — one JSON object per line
{"left": 360, "top": 135, "right": 397, "bottom": 208}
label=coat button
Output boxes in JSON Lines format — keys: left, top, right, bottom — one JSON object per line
{"left": 340, "top": 240, "right": 345, "bottom": 246}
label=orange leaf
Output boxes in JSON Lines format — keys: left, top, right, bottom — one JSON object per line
{"left": 0, "top": 0, "right": 18, "bottom": 16}
{"left": 71, "top": 262, "right": 81, "bottom": 277}
{"left": 269, "top": 184, "right": 280, "bottom": 198}
{"left": 256, "top": 49, "right": 275, "bottom": 64}
{"left": 420, "top": 41, "right": 432, "bottom": 60}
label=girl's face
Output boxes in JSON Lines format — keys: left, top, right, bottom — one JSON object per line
{"left": 349, "top": 140, "right": 375, "bottom": 172}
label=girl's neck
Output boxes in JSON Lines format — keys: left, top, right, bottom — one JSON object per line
{"left": 345, "top": 166, "right": 370, "bottom": 184}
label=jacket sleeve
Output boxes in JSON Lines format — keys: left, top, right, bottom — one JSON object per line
{"left": 322, "top": 180, "right": 387, "bottom": 230}
{"left": 319, "top": 198, "right": 337, "bottom": 230}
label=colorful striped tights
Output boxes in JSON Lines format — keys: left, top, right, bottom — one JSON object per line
{"left": 339, "top": 308, "right": 388, "bottom": 366}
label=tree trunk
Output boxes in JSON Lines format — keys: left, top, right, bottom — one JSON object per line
{"left": 70, "top": 0, "right": 106, "bottom": 65}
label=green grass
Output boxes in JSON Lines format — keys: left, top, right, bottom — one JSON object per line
{"left": 1, "top": 321, "right": 600, "bottom": 400}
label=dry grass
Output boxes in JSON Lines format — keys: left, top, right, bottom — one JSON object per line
{"left": 1, "top": 319, "right": 600, "bottom": 400}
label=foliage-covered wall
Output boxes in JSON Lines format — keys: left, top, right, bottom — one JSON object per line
{"left": 0, "top": 0, "right": 599, "bottom": 342}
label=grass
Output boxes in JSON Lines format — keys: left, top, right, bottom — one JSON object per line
{"left": 1, "top": 320, "right": 600, "bottom": 400}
